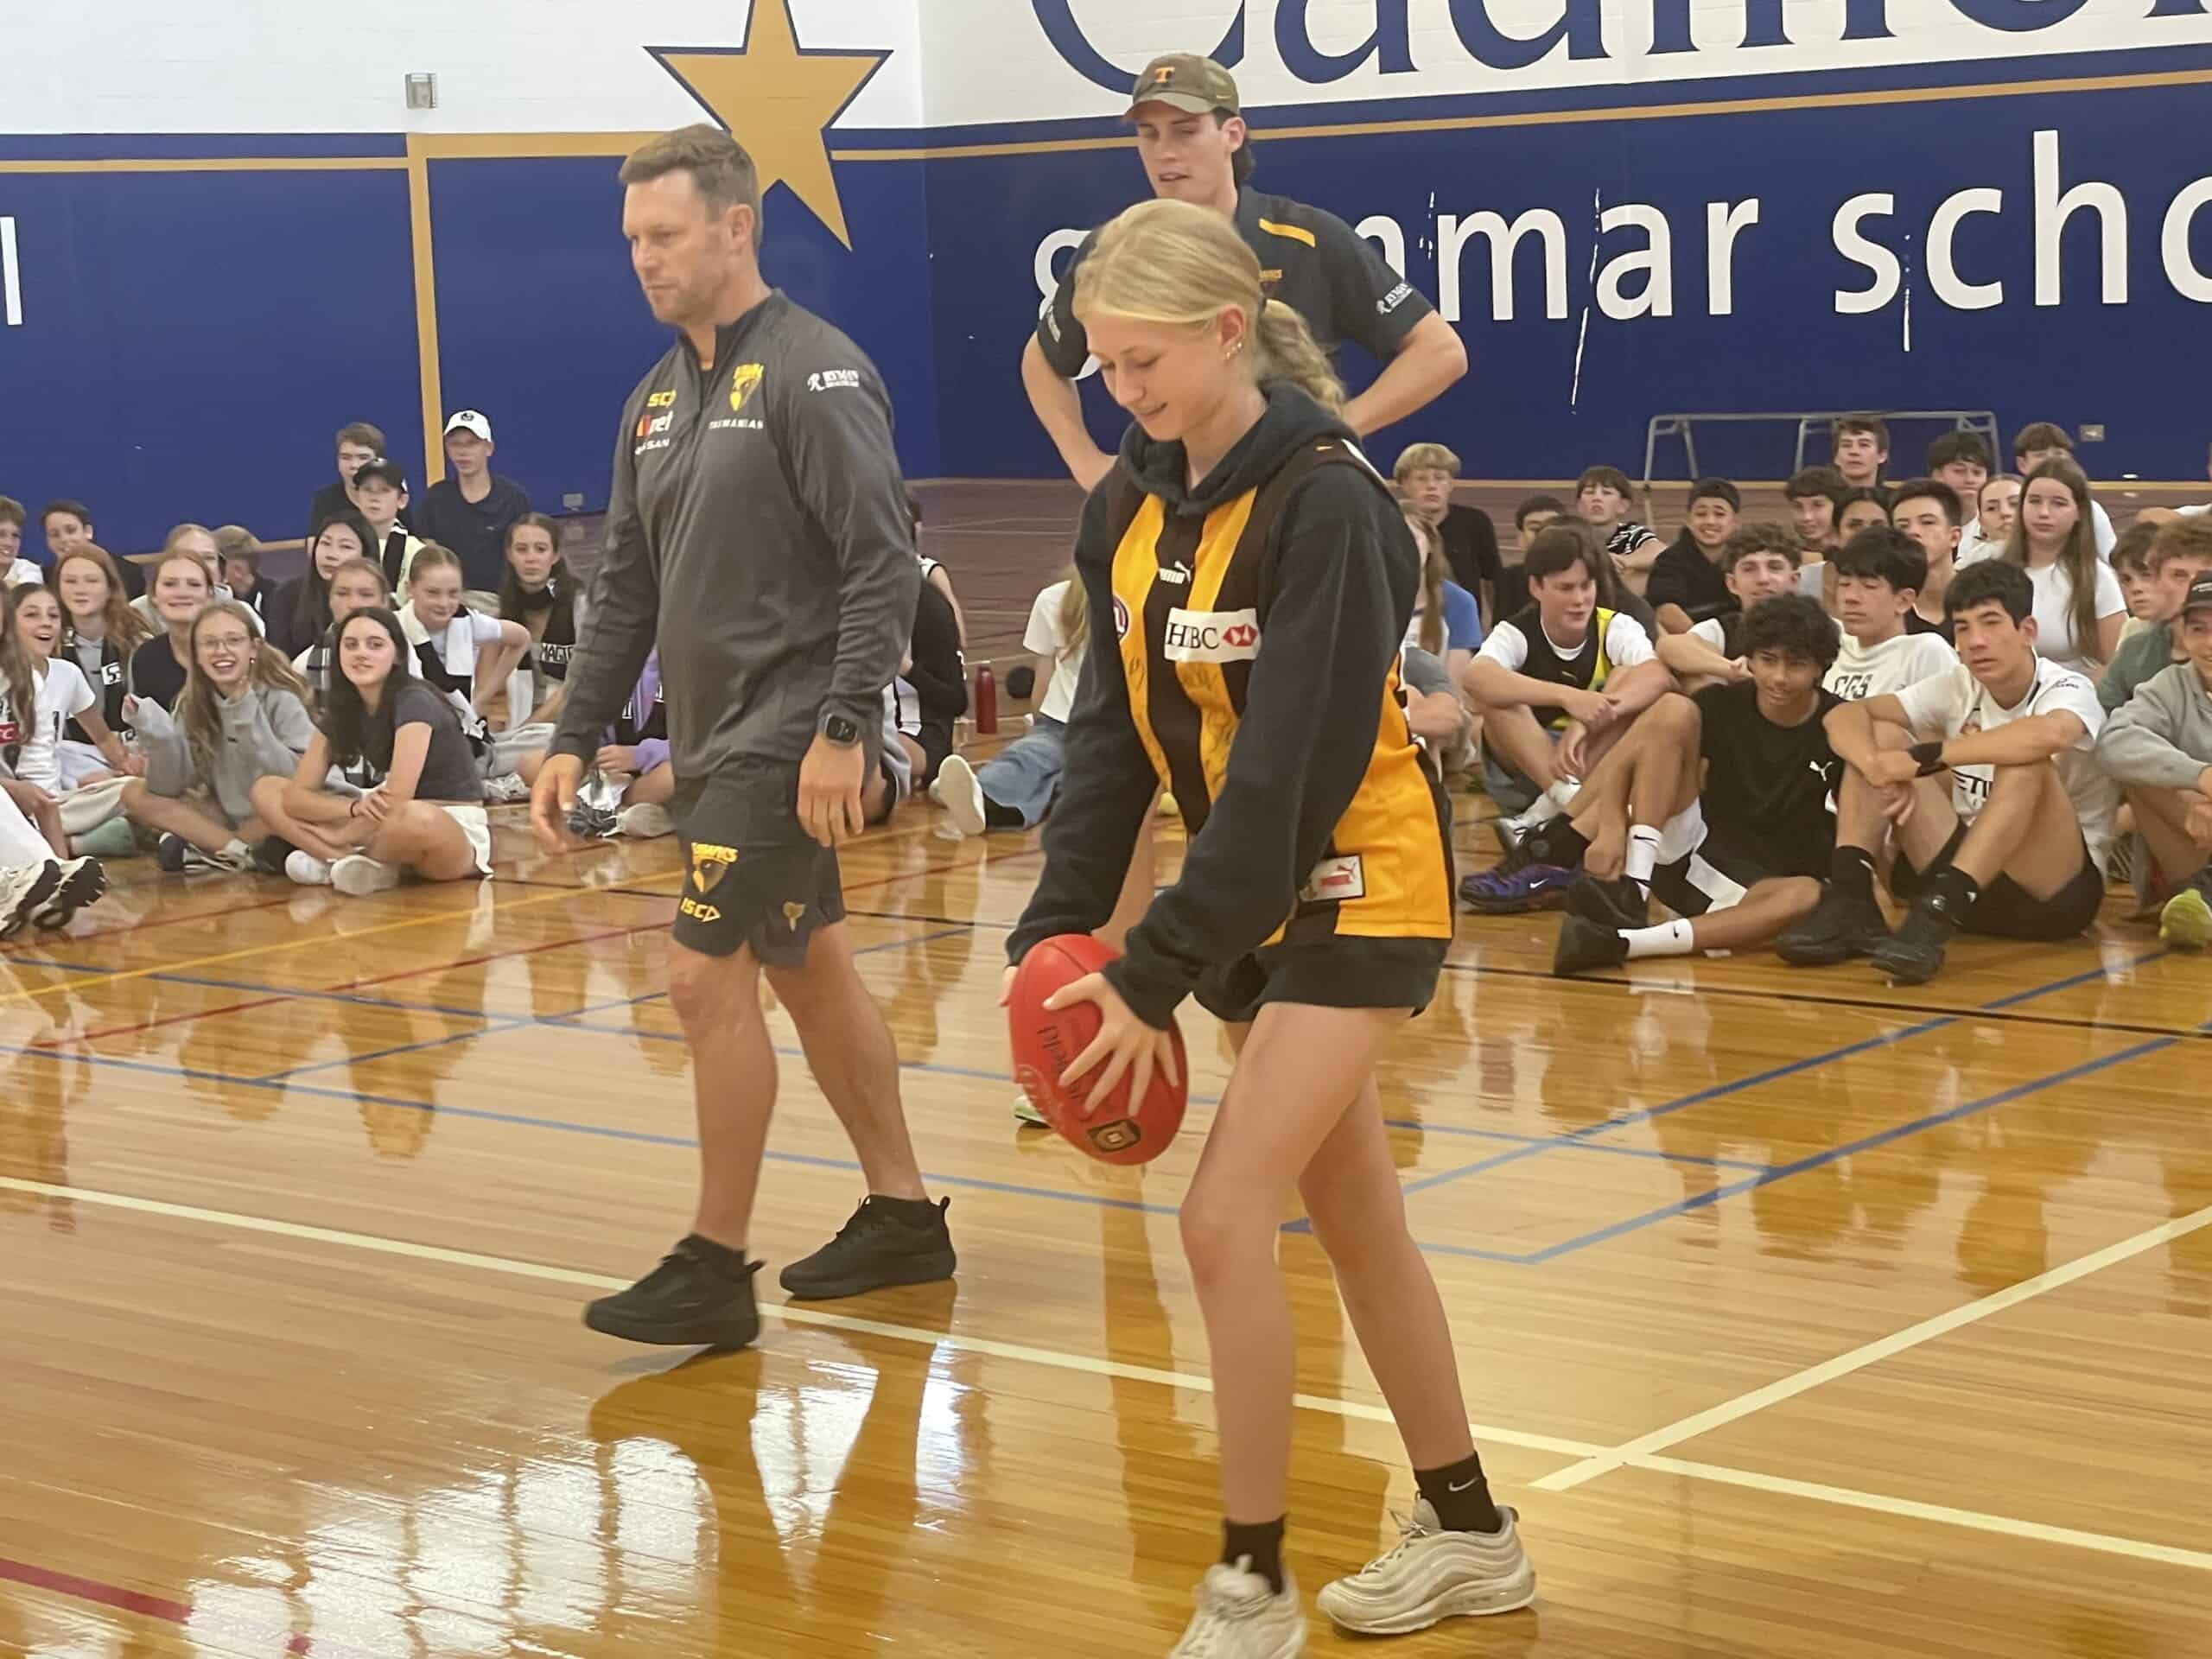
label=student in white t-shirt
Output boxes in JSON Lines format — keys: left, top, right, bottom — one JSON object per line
{"left": 1779, "top": 562, "right": 2115, "bottom": 984}
{"left": 395, "top": 544, "right": 531, "bottom": 795}
{"left": 2012, "top": 423, "right": 2116, "bottom": 556}
{"left": 4, "top": 584, "right": 131, "bottom": 797}
{"left": 1824, "top": 528, "right": 1959, "bottom": 702}
{"left": 1957, "top": 474, "right": 2020, "bottom": 569}
{"left": 934, "top": 570, "right": 1086, "bottom": 836}
{"left": 2003, "top": 462, "right": 2125, "bottom": 678}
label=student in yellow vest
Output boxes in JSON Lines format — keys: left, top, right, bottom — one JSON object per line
{"left": 1002, "top": 199, "right": 1533, "bottom": 1658}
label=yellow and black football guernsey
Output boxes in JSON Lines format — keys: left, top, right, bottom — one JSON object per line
{"left": 1006, "top": 385, "right": 1454, "bottom": 1029}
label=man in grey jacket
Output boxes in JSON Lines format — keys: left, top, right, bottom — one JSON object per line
{"left": 2096, "top": 572, "right": 2212, "bottom": 947}
{"left": 531, "top": 126, "right": 952, "bottom": 1351}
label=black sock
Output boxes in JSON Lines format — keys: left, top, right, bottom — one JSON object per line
{"left": 1528, "top": 820, "right": 1590, "bottom": 869}
{"left": 1221, "top": 1516, "right": 1287, "bottom": 1593}
{"left": 679, "top": 1233, "right": 752, "bottom": 1278}
{"left": 1416, "top": 1452, "right": 1504, "bottom": 1534}
{"left": 870, "top": 1194, "right": 947, "bottom": 1228}
{"left": 982, "top": 798, "right": 1024, "bottom": 830}
{"left": 1830, "top": 846, "right": 1876, "bottom": 900}
{"left": 1924, "top": 865, "right": 1980, "bottom": 918}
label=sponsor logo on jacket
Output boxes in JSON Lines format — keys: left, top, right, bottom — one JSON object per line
{"left": 1163, "top": 607, "right": 1261, "bottom": 664}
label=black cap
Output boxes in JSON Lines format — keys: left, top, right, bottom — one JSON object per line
{"left": 351, "top": 458, "right": 408, "bottom": 492}
{"left": 2182, "top": 572, "right": 2212, "bottom": 619}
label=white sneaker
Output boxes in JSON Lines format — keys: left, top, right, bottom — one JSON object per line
{"left": 285, "top": 849, "right": 334, "bottom": 887}
{"left": 331, "top": 855, "right": 401, "bottom": 896}
{"left": 30, "top": 856, "right": 106, "bottom": 931}
{"left": 1169, "top": 1561, "right": 1304, "bottom": 1657}
{"left": 0, "top": 861, "right": 63, "bottom": 939}
{"left": 484, "top": 772, "right": 532, "bottom": 804}
{"left": 615, "top": 801, "right": 673, "bottom": 839}
{"left": 1013, "top": 1090, "right": 1049, "bottom": 1128}
{"left": 1316, "top": 1500, "right": 1534, "bottom": 1635}
{"left": 936, "top": 753, "right": 987, "bottom": 838}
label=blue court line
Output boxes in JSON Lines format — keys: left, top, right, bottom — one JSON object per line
{"left": 1519, "top": 1035, "right": 2181, "bottom": 1262}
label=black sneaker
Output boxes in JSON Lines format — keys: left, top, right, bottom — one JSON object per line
{"left": 1553, "top": 912, "right": 1629, "bottom": 977}
{"left": 1871, "top": 893, "right": 1963, "bottom": 986}
{"left": 583, "top": 1239, "right": 762, "bottom": 1348}
{"left": 779, "top": 1196, "right": 957, "bottom": 1300}
{"left": 250, "top": 836, "right": 297, "bottom": 876}
{"left": 156, "top": 833, "right": 190, "bottom": 874}
{"left": 1776, "top": 883, "right": 1891, "bottom": 966}
{"left": 31, "top": 857, "right": 105, "bottom": 931}
{"left": 1567, "top": 874, "right": 1648, "bottom": 931}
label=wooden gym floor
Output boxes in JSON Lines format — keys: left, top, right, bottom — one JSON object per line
{"left": 6, "top": 483, "right": 2212, "bottom": 1657}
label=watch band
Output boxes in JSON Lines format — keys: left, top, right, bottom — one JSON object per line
{"left": 1910, "top": 740, "right": 1948, "bottom": 777}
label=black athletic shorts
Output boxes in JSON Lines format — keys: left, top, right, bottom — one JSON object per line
{"left": 671, "top": 758, "right": 845, "bottom": 964}
{"left": 914, "top": 718, "right": 954, "bottom": 790}
{"left": 1650, "top": 835, "right": 1774, "bottom": 919}
{"left": 1891, "top": 821, "right": 2103, "bottom": 941}
{"left": 1194, "top": 937, "right": 1447, "bottom": 1027}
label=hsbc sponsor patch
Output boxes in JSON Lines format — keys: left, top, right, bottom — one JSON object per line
{"left": 1163, "top": 607, "right": 1261, "bottom": 664}
{"left": 1300, "top": 855, "right": 1365, "bottom": 904}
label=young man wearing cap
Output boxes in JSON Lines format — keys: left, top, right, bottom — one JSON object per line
{"left": 2096, "top": 573, "right": 2212, "bottom": 946}
{"left": 416, "top": 410, "right": 534, "bottom": 593}
{"left": 349, "top": 460, "right": 427, "bottom": 600}
{"left": 308, "top": 423, "right": 395, "bottom": 542}
{"left": 1022, "top": 53, "right": 1466, "bottom": 489}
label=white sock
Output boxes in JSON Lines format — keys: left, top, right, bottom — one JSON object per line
{"left": 1624, "top": 918, "right": 1695, "bottom": 959}
{"left": 1519, "top": 777, "right": 1579, "bottom": 829}
{"left": 1624, "top": 825, "right": 1663, "bottom": 891}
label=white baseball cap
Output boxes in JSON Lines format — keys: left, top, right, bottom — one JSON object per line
{"left": 443, "top": 410, "right": 493, "bottom": 442}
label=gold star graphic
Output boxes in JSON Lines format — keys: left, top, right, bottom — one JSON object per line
{"left": 650, "top": 0, "right": 889, "bottom": 250}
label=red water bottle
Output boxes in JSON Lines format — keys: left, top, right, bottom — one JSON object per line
{"left": 975, "top": 664, "right": 997, "bottom": 734}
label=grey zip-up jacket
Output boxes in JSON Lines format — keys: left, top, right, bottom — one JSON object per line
{"left": 134, "top": 683, "right": 315, "bottom": 825}
{"left": 551, "top": 291, "right": 917, "bottom": 777}
{"left": 2095, "top": 660, "right": 2212, "bottom": 790}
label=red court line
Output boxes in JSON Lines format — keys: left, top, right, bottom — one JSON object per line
{"left": 30, "top": 991, "right": 294, "bottom": 1050}
{"left": 0, "top": 1554, "right": 190, "bottom": 1624}
{"left": 1, "top": 892, "right": 296, "bottom": 956}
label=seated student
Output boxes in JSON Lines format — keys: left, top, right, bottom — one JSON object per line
{"left": 0, "top": 496, "right": 41, "bottom": 587}
{"left": 937, "top": 569, "right": 1086, "bottom": 838}
{"left": 1785, "top": 466, "right": 1848, "bottom": 556}
{"left": 1396, "top": 442, "right": 1503, "bottom": 624}
{"left": 53, "top": 547, "right": 152, "bottom": 785}
{"left": 395, "top": 544, "right": 533, "bottom": 794}
{"left": 2107, "top": 522, "right": 2163, "bottom": 644}
{"left": 270, "top": 509, "right": 376, "bottom": 659}
{"left": 350, "top": 460, "right": 427, "bottom": 601}
{"left": 1460, "top": 524, "right": 1667, "bottom": 893}
{"left": 1888, "top": 477, "right": 1966, "bottom": 641}
{"left": 414, "top": 411, "right": 532, "bottom": 594}
{"left": 41, "top": 499, "right": 141, "bottom": 595}
{"left": 293, "top": 558, "right": 397, "bottom": 700}
{"left": 2003, "top": 461, "right": 2124, "bottom": 678}
{"left": 2096, "top": 573, "right": 2212, "bottom": 946}
{"left": 1927, "top": 430, "right": 1992, "bottom": 513}
{"left": 130, "top": 524, "right": 264, "bottom": 637}
{"left": 1831, "top": 488, "right": 1890, "bottom": 544}
{"left": 1405, "top": 513, "right": 1482, "bottom": 672}
{"left": 1552, "top": 596, "right": 1844, "bottom": 976}
{"left": 884, "top": 577, "right": 965, "bottom": 792}
{"left": 1961, "top": 474, "right": 2021, "bottom": 568}
{"left": 2012, "top": 423, "right": 2116, "bottom": 556}
{"left": 1778, "top": 561, "right": 2117, "bottom": 983}
{"left": 2101, "top": 518, "right": 2212, "bottom": 713}
{"left": 214, "top": 526, "right": 269, "bottom": 623}
{"left": 542, "top": 651, "right": 674, "bottom": 839}
{"left": 1574, "top": 465, "right": 1662, "bottom": 594}
{"left": 906, "top": 493, "right": 968, "bottom": 651}
{"left": 1832, "top": 415, "right": 1891, "bottom": 499}
{"left": 497, "top": 513, "right": 583, "bottom": 728}
{"left": 2, "top": 585, "right": 133, "bottom": 831}
{"left": 1825, "top": 527, "right": 1960, "bottom": 701}
{"left": 1647, "top": 479, "right": 1741, "bottom": 635}
{"left": 126, "top": 550, "right": 216, "bottom": 712}
{"left": 0, "top": 779, "right": 105, "bottom": 935}
{"left": 1654, "top": 524, "right": 1802, "bottom": 688}
{"left": 308, "top": 423, "right": 389, "bottom": 542}
{"left": 265, "top": 607, "right": 495, "bottom": 893}
{"left": 122, "top": 601, "right": 321, "bottom": 874}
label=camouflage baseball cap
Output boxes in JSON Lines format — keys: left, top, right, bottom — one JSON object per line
{"left": 1127, "top": 54, "right": 1241, "bottom": 118}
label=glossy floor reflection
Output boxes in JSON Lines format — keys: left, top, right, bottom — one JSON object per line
{"left": 3, "top": 736, "right": 2209, "bottom": 1654}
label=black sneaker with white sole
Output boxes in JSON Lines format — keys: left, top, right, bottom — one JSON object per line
{"left": 582, "top": 1239, "right": 763, "bottom": 1349}
{"left": 779, "top": 1196, "right": 957, "bottom": 1300}
{"left": 0, "top": 861, "right": 64, "bottom": 939}
{"left": 31, "top": 857, "right": 106, "bottom": 931}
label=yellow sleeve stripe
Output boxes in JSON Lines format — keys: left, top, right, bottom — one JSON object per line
{"left": 1256, "top": 217, "right": 1317, "bottom": 248}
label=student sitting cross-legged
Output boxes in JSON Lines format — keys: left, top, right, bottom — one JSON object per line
{"left": 1777, "top": 561, "right": 2119, "bottom": 984}
{"left": 2094, "top": 572, "right": 2212, "bottom": 947}
{"left": 1551, "top": 595, "right": 1845, "bottom": 976}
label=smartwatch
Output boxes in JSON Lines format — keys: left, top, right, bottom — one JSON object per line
{"left": 821, "top": 712, "right": 862, "bottom": 747}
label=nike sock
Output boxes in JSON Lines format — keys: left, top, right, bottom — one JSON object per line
{"left": 1624, "top": 918, "right": 1697, "bottom": 960}
{"left": 1831, "top": 845, "right": 1876, "bottom": 901}
{"left": 1221, "top": 1516, "right": 1287, "bottom": 1593}
{"left": 1517, "top": 777, "right": 1579, "bottom": 830}
{"left": 1415, "top": 1452, "right": 1504, "bottom": 1535}
{"left": 1624, "top": 824, "right": 1663, "bottom": 894}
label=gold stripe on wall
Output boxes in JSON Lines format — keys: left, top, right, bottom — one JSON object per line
{"left": 405, "top": 137, "right": 447, "bottom": 489}
{"left": 0, "top": 156, "right": 408, "bottom": 174}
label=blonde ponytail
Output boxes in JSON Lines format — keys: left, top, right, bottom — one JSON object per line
{"left": 1053, "top": 564, "right": 1090, "bottom": 660}
{"left": 1073, "top": 198, "right": 1344, "bottom": 411}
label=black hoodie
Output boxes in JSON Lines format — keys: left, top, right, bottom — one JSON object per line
{"left": 1007, "top": 384, "right": 1449, "bottom": 1027}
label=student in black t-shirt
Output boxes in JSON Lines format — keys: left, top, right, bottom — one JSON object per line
{"left": 1395, "top": 442, "right": 1503, "bottom": 626}
{"left": 415, "top": 411, "right": 534, "bottom": 593}
{"left": 1833, "top": 415, "right": 1891, "bottom": 498}
{"left": 1552, "top": 596, "right": 1843, "bottom": 976}
{"left": 1022, "top": 52, "right": 1465, "bottom": 489}
{"left": 1889, "top": 477, "right": 1965, "bottom": 642}
{"left": 885, "top": 581, "right": 964, "bottom": 792}
{"left": 1648, "top": 479, "right": 1742, "bottom": 636}
{"left": 125, "top": 550, "right": 214, "bottom": 713}
{"left": 308, "top": 423, "right": 391, "bottom": 543}
{"left": 1785, "top": 467, "right": 1847, "bottom": 557}
{"left": 274, "top": 607, "right": 493, "bottom": 896}
{"left": 498, "top": 513, "right": 582, "bottom": 728}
